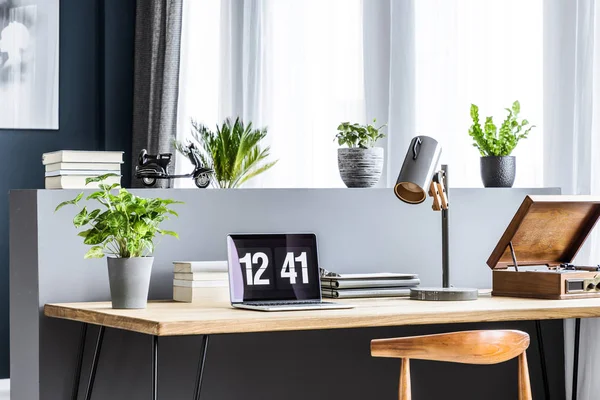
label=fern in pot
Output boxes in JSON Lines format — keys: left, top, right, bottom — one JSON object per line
{"left": 469, "top": 101, "right": 535, "bottom": 188}
{"left": 56, "top": 175, "right": 181, "bottom": 309}
{"left": 335, "top": 119, "right": 386, "bottom": 188}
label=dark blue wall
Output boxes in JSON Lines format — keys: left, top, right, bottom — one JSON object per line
{"left": 0, "top": 0, "right": 135, "bottom": 378}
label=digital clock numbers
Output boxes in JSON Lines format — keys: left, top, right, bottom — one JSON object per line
{"left": 227, "top": 234, "right": 321, "bottom": 302}
{"left": 240, "top": 250, "right": 310, "bottom": 286}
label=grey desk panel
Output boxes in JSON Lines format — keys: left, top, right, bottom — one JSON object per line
{"left": 10, "top": 187, "right": 561, "bottom": 400}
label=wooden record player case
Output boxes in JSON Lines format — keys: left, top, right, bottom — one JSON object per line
{"left": 487, "top": 195, "right": 600, "bottom": 299}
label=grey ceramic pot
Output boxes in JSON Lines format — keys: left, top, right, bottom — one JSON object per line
{"left": 338, "top": 147, "right": 384, "bottom": 188}
{"left": 480, "top": 156, "right": 516, "bottom": 188}
{"left": 107, "top": 257, "right": 154, "bottom": 309}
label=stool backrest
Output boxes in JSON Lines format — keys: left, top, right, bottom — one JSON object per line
{"left": 371, "top": 330, "right": 531, "bottom": 400}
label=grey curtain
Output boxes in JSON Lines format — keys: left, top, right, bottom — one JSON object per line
{"left": 131, "top": 0, "right": 183, "bottom": 188}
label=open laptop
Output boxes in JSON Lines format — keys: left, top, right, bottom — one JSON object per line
{"left": 227, "top": 233, "right": 354, "bottom": 311}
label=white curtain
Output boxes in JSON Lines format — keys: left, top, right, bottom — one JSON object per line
{"left": 363, "top": 0, "right": 415, "bottom": 187}
{"left": 414, "top": 0, "right": 543, "bottom": 188}
{"left": 177, "top": 0, "right": 366, "bottom": 188}
{"left": 177, "top": 0, "right": 543, "bottom": 189}
{"left": 544, "top": 1, "right": 600, "bottom": 399}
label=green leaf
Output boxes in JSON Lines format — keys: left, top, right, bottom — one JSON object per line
{"left": 335, "top": 119, "right": 386, "bottom": 149}
{"left": 55, "top": 192, "right": 84, "bottom": 212}
{"left": 85, "top": 173, "right": 120, "bottom": 186}
{"left": 84, "top": 246, "right": 105, "bottom": 259}
{"left": 160, "top": 230, "right": 179, "bottom": 238}
{"left": 73, "top": 207, "right": 88, "bottom": 228}
{"left": 468, "top": 101, "right": 534, "bottom": 156}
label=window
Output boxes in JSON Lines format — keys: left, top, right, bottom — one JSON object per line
{"left": 415, "top": 0, "right": 543, "bottom": 187}
{"left": 177, "top": 0, "right": 544, "bottom": 188}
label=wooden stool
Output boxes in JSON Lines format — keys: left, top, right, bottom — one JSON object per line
{"left": 371, "top": 330, "right": 531, "bottom": 400}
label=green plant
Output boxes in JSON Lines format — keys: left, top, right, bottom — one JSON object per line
{"left": 175, "top": 117, "right": 278, "bottom": 188}
{"left": 335, "top": 119, "right": 387, "bottom": 148}
{"left": 55, "top": 174, "right": 181, "bottom": 259}
{"left": 468, "top": 101, "right": 535, "bottom": 156}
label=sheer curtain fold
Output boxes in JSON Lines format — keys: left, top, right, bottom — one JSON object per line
{"left": 363, "top": 0, "right": 416, "bottom": 187}
{"left": 544, "top": 1, "right": 600, "bottom": 398}
{"left": 219, "top": 0, "right": 266, "bottom": 124}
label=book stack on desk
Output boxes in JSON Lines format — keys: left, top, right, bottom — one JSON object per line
{"left": 172, "top": 261, "right": 228, "bottom": 302}
{"left": 42, "top": 150, "right": 123, "bottom": 189}
{"left": 321, "top": 273, "right": 420, "bottom": 299}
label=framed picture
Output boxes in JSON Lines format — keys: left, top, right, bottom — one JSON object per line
{"left": 0, "top": 0, "right": 59, "bottom": 130}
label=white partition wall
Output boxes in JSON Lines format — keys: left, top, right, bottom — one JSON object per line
{"left": 10, "top": 188, "right": 562, "bottom": 400}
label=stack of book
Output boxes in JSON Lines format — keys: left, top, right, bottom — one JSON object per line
{"left": 321, "top": 272, "right": 420, "bottom": 299}
{"left": 42, "top": 150, "right": 123, "bottom": 189}
{"left": 173, "top": 261, "right": 229, "bottom": 302}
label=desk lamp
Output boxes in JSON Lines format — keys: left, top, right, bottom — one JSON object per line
{"left": 394, "top": 136, "right": 478, "bottom": 301}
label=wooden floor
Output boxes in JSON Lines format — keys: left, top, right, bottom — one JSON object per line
{"left": 44, "top": 292, "right": 600, "bottom": 336}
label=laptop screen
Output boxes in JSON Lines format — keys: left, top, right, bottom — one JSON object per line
{"left": 227, "top": 233, "right": 321, "bottom": 303}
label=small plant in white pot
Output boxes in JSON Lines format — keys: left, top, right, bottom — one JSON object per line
{"left": 335, "top": 119, "right": 386, "bottom": 188}
{"left": 56, "top": 175, "right": 181, "bottom": 309}
{"left": 469, "top": 101, "right": 535, "bottom": 188}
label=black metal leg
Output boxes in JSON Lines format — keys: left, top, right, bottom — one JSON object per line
{"left": 72, "top": 323, "right": 89, "bottom": 400}
{"left": 193, "top": 335, "right": 210, "bottom": 400}
{"left": 153, "top": 336, "right": 158, "bottom": 400}
{"left": 573, "top": 318, "right": 581, "bottom": 400}
{"left": 535, "top": 320, "right": 550, "bottom": 400}
{"left": 84, "top": 326, "right": 105, "bottom": 400}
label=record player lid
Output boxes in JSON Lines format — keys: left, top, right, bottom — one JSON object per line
{"left": 487, "top": 196, "right": 600, "bottom": 269}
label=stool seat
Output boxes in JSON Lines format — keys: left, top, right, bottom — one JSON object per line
{"left": 371, "top": 330, "right": 531, "bottom": 400}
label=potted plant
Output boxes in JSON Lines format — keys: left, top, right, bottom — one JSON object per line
{"left": 175, "top": 117, "right": 278, "bottom": 188}
{"left": 335, "top": 119, "right": 386, "bottom": 188}
{"left": 55, "top": 175, "right": 181, "bottom": 309}
{"left": 468, "top": 101, "right": 535, "bottom": 188}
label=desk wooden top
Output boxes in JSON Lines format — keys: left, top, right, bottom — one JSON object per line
{"left": 44, "top": 294, "right": 600, "bottom": 336}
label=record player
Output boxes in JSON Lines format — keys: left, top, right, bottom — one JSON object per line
{"left": 487, "top": 195, "right": 600, "bottom": 299}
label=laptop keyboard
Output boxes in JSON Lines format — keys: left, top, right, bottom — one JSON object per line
{"left": 246, "top": 301, "right": 333, "bottom": 307}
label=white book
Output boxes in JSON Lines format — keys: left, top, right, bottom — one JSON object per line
{"left": 174, "top": 272, "right": 228, "bottom": 281}
{"left": 173, "top": 286, "right": 229, "bottom": 303}
{"left": 173, "top": 261, "right": 228, "bottom": 273}
{"left": 45, "top": 175, "right": 121, "bottom": 189}
{"left": 45, "top": 162, "right": 122, "bottom": 172}
{"left": 173, "top": 279, "right": 228, "bottom": 288}
{"left": 45, "top": 170, "right": 120, "bottom": 177}
{"left": 42, "top": 150, "right": 124, "bottom": 165}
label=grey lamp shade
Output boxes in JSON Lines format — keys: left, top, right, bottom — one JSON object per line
{"left": 394, "top": 136, "right": 442, "bottom": 204}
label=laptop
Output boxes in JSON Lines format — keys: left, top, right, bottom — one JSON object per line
{"left": 226, "top": 233, "right": 354, "bottom": 311}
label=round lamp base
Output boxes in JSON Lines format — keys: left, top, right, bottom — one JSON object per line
{"left": 410, "top": 287, "right": 478, "bottom": 301}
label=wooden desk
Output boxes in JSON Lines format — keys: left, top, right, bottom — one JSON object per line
{"left": 45, "top": 294, "right": 600, "bottom": 336}
{"left": 45, "top": 295, "right": 599, "bottom": 400}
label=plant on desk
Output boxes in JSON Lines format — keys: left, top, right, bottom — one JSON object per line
{"left": 335, "top": 119, "right": 386, "bottom": 188}
{"left": 55, "top": 174, "right": 182, "bottom": 309}
{"left": 469, "top": 100, "right": 535, "bottom": 188}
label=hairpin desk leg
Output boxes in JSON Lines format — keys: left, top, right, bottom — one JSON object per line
{"left": 534, "top": 320, "right": 549, "bottom": 400}
{"left": 193, "top": 335, "right": 210, "bottom": 400}
{"left": 572, "top": 318, "right": 581, "bottom": 400}
{"left": 72, "top": 323, "right": 88, "bottom": 400}
{"left": 84, "top": 326, "right": 105, "bottom": 400}
{"left": 152, "top": 336, "right": 158, "bottom": 400}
